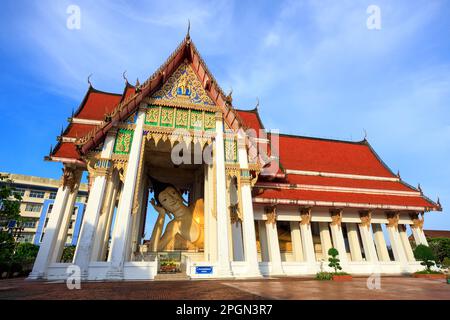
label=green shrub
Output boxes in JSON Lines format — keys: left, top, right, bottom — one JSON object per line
{"left": 315, "top": 272, "right": 332, "bottom": 280}
{"left": 13, "top": 243, "right": 39, "bottom": 263}
{"left": 328, "top": 247, "right": 342, "bottom": 274}
{"left": 61, "top": 245, "right": 76, "bottom": 263}
{"left": 413, "top": 244, "right": 436, "bottom": 272}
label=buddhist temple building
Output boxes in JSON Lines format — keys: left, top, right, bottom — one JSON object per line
{"left": 29, "top": 33, "right": 442, "bottom": 280}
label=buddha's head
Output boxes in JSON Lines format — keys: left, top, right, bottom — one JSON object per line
{"left": 150, "top": 176, "right": 184, "bottom": 214}
{"left": 157, "top": 186, "right": 184, "bottom": 213}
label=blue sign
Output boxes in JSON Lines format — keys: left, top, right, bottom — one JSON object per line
{"left": 195, "top": 266, "right": 213, "bottom": 274}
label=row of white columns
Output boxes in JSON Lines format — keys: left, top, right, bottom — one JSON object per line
{"left": 256, "top": 217, "right": 428, "bottom": 270}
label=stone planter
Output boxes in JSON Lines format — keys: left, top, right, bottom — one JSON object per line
{"left": 332, "top": 275, "right": 353, "bottom": 282}
{"left": 412, "top": 273, "right": 446, "bottom": 279}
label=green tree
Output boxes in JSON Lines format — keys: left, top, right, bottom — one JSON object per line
{"left": 428, "top": 238, "right": 450, "bottom": 265}
{"left": 413, "top": 244, "right": 436, "bottom": 272}
{"left": 328, "top": 247, "right": 342, "bottom": 274}
{"left": 0, "top": 174, "right": 22, "bottom": 225}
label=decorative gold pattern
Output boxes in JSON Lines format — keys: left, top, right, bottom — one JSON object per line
{"left": 359, "top": 210, "right": 372, "bottom": 228}
{"left": 152, "top": 63, "right": 214, "bottom": 106}
{"left": 61, "top": 167, "right": 82, "bottom": 193}
{"left": 409, "top": 212, "right": 424, "bottom": 230}
{"left": 330, "top": 208, "right": 343, "bottom": 227}
{"left": 114, "top": 129, "right": 133, "bottom": 154}
{"left": 386, "top": 211, "right": 399, "bottom": 228}
{"left": 265, "top": 205, "right": 277, "bottom": 225}
{"left": 300, "top": 207, "right": 312, "bottom": 225}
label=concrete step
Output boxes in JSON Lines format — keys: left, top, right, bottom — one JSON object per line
{"left": 154, "top": 273, "right": 191, "bottom": 281}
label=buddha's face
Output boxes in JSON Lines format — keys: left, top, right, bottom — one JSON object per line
{"left": 158, "top": 186, "right": 184, "bottom": 213}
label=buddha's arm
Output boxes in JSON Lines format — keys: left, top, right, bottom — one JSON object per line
{"left": 148, "top": 199, "right": 166, "bottom": 252}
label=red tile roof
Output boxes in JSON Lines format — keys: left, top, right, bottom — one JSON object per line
{"left": 278, "top": 135, "right": 394, "bottom": 177}
{"left": 255, "top": 188, "right": 436, "bottom": 209}
{"left": 282, "top": 175, "right": 413, "bottom": 192}
{"left": 52, "top": 142, "right": 81, "bottom": 160}
{"left": 64, "top": 123, "right": 97, "bottom": 138}
{"left": 75, "top": 87, "right": 122, "bottom": 121}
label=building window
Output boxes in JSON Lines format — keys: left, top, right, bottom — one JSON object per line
{"left": 72, "top": 207, "right": 78, "bottom": 216}
{"left": 47, "top": 204, "right": 53, "bottom": 214}
{"left": 65, "top": 236, "right": 72, "bottom": 244}
{"left": 49, "top": 192, "right": 57, "bottom": 199}
{"left": 13, "top": 188, "right": 25, "bottom": 197}
{"left": 29, "top": 190, "right": 45, "bottom": 198}
{"left": 22, "top": 219, "right": 37, "bottom": 228}
{"left": 68, "top": 221, "right": 73, "bottom": 229}
{"left": 44, "top": 218, "right": 49, "bottom": 228}
{"left": 76, "top": 196, "right": 84, "bottom": 203}
{"left": 25, "top": 203, "right": 42, "bottom": 212}
{"left": 40, "top": 232, "right": 45, "bottom": 243}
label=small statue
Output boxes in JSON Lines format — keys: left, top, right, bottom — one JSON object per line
{"left": 148, "top": 177, "right": 204, "bottom": 251}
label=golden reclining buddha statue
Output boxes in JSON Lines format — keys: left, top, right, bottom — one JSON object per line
{"left": 147, "top": 177, "right": 204, "bottom": 252}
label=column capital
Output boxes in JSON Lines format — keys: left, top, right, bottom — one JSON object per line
{"left": 330, "top": 208, "right": 343, "bottom": 227}
{"left": 359, "top": 210, "right": 372, "bottom": 228}
{"left": 264, "top": 205, "right": 277, "bottom": 225}
{"left": 60, "top": 166, "right": 83, "bottom": 193}
{"left": 409, "top": 212, "right": 424, "bottom": 230}
{"left": 300, "top": 207, "right": 312, "bottom": 225}
{"left": 138, "top": 103, "right": 147, "bottom": 112}
{"left": 215, "top": 111, "right": 223, "bottom": 121}
{"left": 386, "top": 211, "right": 399, "bottom": 228}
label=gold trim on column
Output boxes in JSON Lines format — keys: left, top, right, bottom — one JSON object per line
{"left": 359, "top": 210, "right": 372, "bottom": 228}
{"left": 386, "top": 211, "right": 399, "bottom": 228}
{"left": 300, "top": 207, "right": 312, "bottom": 225}
{"left": 330, "top": 208, "right": 343, "bottom": 227}
{"left": 265, "top": 205, "right": 277, "bottom": 225}
{"left": 132, "top": 138, "right": 146, "bottom": 215}
{"left": 409, "top": 212, "right": 424, "bottom": 230}
{"left": 61, "top": 166, "right": 83, "bottom": 193}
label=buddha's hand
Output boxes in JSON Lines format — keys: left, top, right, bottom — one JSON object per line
{"left": 150, "top": 198, "right": 166, "bottom": 216}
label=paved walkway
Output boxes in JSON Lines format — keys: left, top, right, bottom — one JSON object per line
{"left": 0, "top": 276, "right": 448, "bottom": 300}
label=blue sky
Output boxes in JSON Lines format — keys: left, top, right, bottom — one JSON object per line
{"left": 0, "top": 0, "right": 449, "bottom": 231}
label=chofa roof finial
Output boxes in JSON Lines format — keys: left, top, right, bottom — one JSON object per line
{"left": 255, "top": 97, "right": 260, "bottom": 110}
{"left": 397, "top": 170, "right": 401, "bottom": 179}
{"left": 122, "top": 70, "right": 128, "bottom": 84}
{"left": 437, "top": 197, "right": 441, "bottom": 207}
{"left": 417, "top": 183, "right": 422, "bottom": 193}
{"left": 363, "top": 129, "right": 368, "bottom": 140}
{"left": 87, "top": 74, "right": 93, "bottom": 87}
{"left": 186, "top": 19, "right": 191, "bottom": 39}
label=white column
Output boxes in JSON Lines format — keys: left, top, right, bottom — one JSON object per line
{"left": 319, "top": 222, "right": 332, "bottom": 261}
{"left": 330, "top": 223, "right": 348, "bottom": 264}
{"left": 74, "top": 133, "right": 116, "bottom": 278}
{"left": 107, "top": 108, "right": 146, "bottom": 279}
{"left": 203, "top": 164, "right": 210, "bottom": 261}
{"left": 207, "top": 164, "right": 217, "bottom": 262}
{"left": 100, "top": 179, "right": 120, "bottom": 261}
{"left": 346, "top": 223, "right": 363, "bottom": 261}
{"left": 419, "top": 229, "right": 429, "bottom": 246}
{"left": 290, "top": 221, "right": 304, "bottom": 262}
{"left": 231, "top": 222, "right": 245, "bottom": 261}
{"left": 28, "top": 167, "right": 81, "bottom": 279}
{"left": 258, "top": 221, "right": 269, "bottom": 262}
{"left": 300, "top": 223, "right": 316, "bottom": 263}
{"left": 237, "top": 137, "right": 260, "bottom": 275}
{"left": 387, "top": 225, "right": 408, "bottom": 263}
{"left": 265, "top": 220, "right": 283, "bottom": 275}
{"left": 91, "top": 170, "right": 118, "bottom": 261}
{"left": 52, "top": 188, "right": 79, "bottom": 263}
{"left": 358, "top": 224, "right": 379, "bottom": 262}
{"left": 399, "top": 225, "right": 415, "bottom": 262}
{"left": 372, "top": 224, "right": 390, "bottom": 262}
{"left": 214, "top": 112, "right": 232, "bottom": 276}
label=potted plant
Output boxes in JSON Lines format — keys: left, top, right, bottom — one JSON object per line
{"left": 412, "top": 244, "right": 446, "bottom": 279}
{"left": 328, "top": 248, "right": 352, "bottom": 281}
{"left": 159, "top": 260, "right": 178, "bottom": 273}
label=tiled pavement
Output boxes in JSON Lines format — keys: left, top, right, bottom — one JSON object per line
{"left": 0, "top": 276, "right": 448, "bottom": 300}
